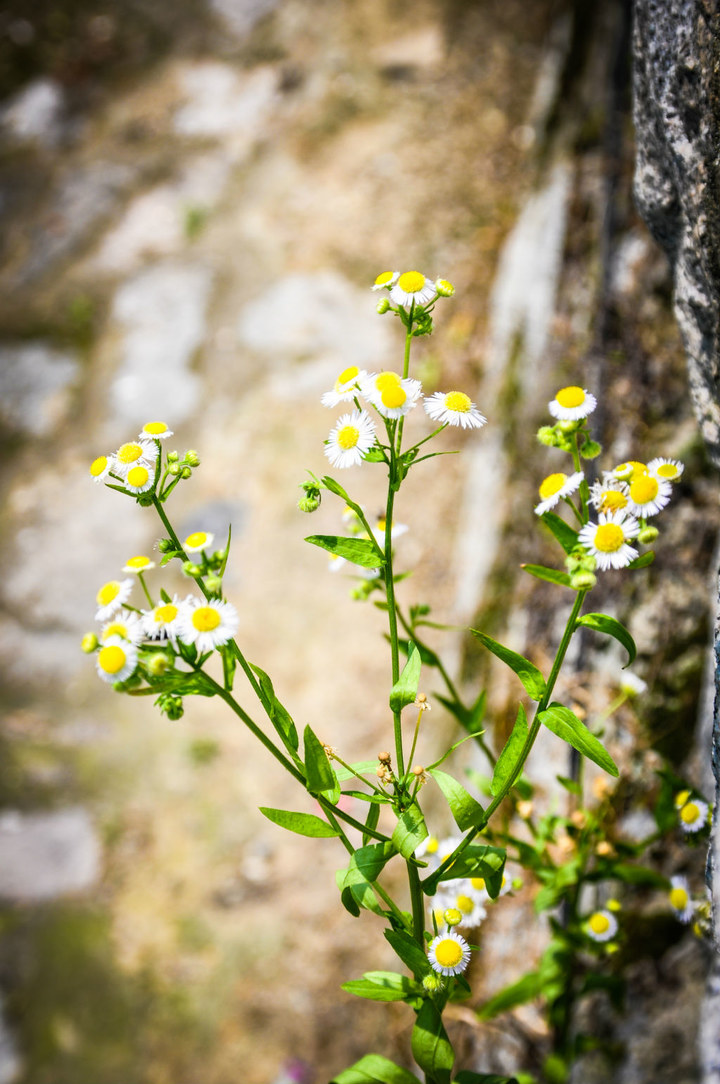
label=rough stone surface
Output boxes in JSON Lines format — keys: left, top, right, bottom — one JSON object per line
{"left": 0, "top": 808, "right": 101, "bottom": 901}
{"left": 0, "top": 77, "right": 65, "bottom": 148}
{"left": 0, "top": 342, "right": 79, "bottom": 437}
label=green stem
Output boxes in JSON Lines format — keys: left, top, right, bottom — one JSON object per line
{"left": 384, "top": 471, "right": 405, "bottom": 777}
{"left": 407, "top": 859, "right": 425, "bottom": 944}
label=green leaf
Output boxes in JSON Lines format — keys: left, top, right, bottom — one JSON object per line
{"left": 586, "top": 863, "right": 668, "bottom": 888}
{"left": 454, "top": 1074, "right": 519, "bottom": 1084}
{"left": 331, "top": 1053, "right": 420, "bottom": 1084}
{"left": 470, "top": 630, "right": 546, "bottom": 701}
{"left": 384, "top": 929, "right": 432, "bottom": 979}
{"left": 490, "top": 704, "right": 528, "bottom": 797}
{"left": 424, "top": 844, "right": 506, "bottom": 897}
{"left": 342, "top": 971, "right": 422, "bottom": 1002}
{"left": 333, "top": 760, "right": 379, "bottom": 782}
{"left": 411, "top": 999, "right": 454, "bottom": 1084}
{"left": 259, "top": 807, "right": 340, "bottom": 838}
{"left": 363, "top": 801, "right": 381, "bottom": 845}
{"left": 392, "top": 803, "right": 428, "bottom": 859}
{"left": 428, "top": 769, "right": 485, "bottom": 831}
{"left": 478, "top": 970, "right": 545, "bottom": 1019}
{"left": 336, "top": 842, "right": 396, "bottom": 915}
{"left": 538, "top": 703, "right": 618, "bottom": 777}
{"left": 306, "top": 534, "right": 384, "bottom": 568}
{"left": 521, "top": 564, "right": 572, "bottom": 588}
{"left": 540, "top": 512, "right": 579, "bottom": 554}
{"left": 627, "top": 550, "right": 654, "bottom": 569}
{"left": 390, "top": 643, "right": 422, "bottom": 712}
{"left": 576, "top": 612, "right": 636, "bottom": 666}
{"left": 304, "top": 724, "right": 339, "bottom": 797}
{"left": 250, "top": 665, "right": 300, "bottom": 755}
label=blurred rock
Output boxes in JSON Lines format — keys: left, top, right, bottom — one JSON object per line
{"left": 173, "top": 62, "right": 278, "bottom": 152}
{"left": 0, "top": 808, "right": 101, "bottom": 902}
{"left": 0, "top": 342, "right": 79, "bottom": 437}
{"left": 0, "top": 78, "right": 64, "bottom": 148}
{"left": 208, "top": 0, "right": 280, "bottom": 40}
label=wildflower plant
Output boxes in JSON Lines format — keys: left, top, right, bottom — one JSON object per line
{"left": 83, "top": 272, "right": 712, "bottom": 1084}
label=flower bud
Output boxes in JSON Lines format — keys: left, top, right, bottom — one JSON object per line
{"left": 298, "top": 496, "right": 321, "bottom": 513}
{"left": 81, "top": 632, "right": 98, "bottom": 653}
{"left": 167, "top": 450, "right": 179, "bottom": 462}
{"left": 146, "top": 653, "right": 172, "bottom": 676}
{"left": 422, "top": 973, "right": 444, "bottom": 993}
{"left": 570, "top": 570, "right": 597, "bottom": 591}
{"left": 185, "top": 450, "right": 200, "bottom": 467}
{"left": 536, "top": 425, "right": 557, "bottom": 446}
{"left": 180, "top": 466, "right": 192, "bottom": 479}
{"left": 443, "top": 908, "right": 462, "bottom": 927}
{"left": 377, "top": 751, "right": 392, "bottom": 764}
{"left": 435, "top": 278, "right": 455, "bottom": 297}
{"left": 182, "top": 561, "right": 201, "bottom": 577}
{"left": 168, "top": 463, "right": 181, "bottom": 476}
{"left": 212, "top": 550, "right": 227, "bottom": 563}
{"left": 376, "top": 298, "right": 390, "bottom": 314}
{"left": 205, "top": 575, "right": 223, "bottom": 594}
{"left": 637, "top": 525, "right": 659, "bottom": 544}
{"left": 157, "top": 538, "right": 174, "bottom": 552}
{"left": 558, "top": 419, "right": 581, "bottom": 434}
{"left": 156, "top": 692, "right": 184, "bottom": 720}
{"left": 580, "top": 440, "right": 602, "bottom": 459}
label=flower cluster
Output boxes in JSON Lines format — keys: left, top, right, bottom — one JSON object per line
{"left": 418, "top": 835, "right": 516, "bottom": 936}
{"left": 535, "top": 386, "right": 683, "bottom": 580}
{"left": 89, "top": 422, "right": 200, "bottom": 503}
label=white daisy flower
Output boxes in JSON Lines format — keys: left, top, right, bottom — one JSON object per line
{"left": 548, "top": 386, "right": 597, "bottom": 421}
{"left": 362, "top": 373, "right": 422, "bottom": 419}
{"left": 122, "top": 555, "right": 156, "bottom": 574}
{"left": 184, "top": 531, "right": 215, "bottom": 554}
{"left": 122, "top": 464, "right": 155, "bottom": 495}
{"left": 89, "top": 455, "right": 113, "bottom": 483}
{"left": 371, "top": 516, "right": 408, "bottom": 546}
{"left": 324, "top": 410, "right": 376, "bottom": 469}
{"left": 612, "top": 460, "right": 647, "bottom": 482}
{"left": 113, "top": 440, "right": 157, "bottom": 478}
{"left": 328, "top": 554, "right": 348, "bottom": 573}
{"left": 389, "top": 271, "right": 437, "bottom": 310}
{"left": 625, "top": 473, "right": 672, "bottom": 517}
{"left": 436, "top": 881, "right": 486, "bottom": 929}
{"left": 143, "top": 597, "right": 185, "bottom": 641}
{"left": 178, "top": 597, "right": 239, "bottom": 654}
{"left": 620, "top": 671, "right": 648, "bottom": 697}
{"left": 139, "top": 422, "right": 173, "bottom": 441}
{"left": 578, "top": 511, "right": 639, "bottom": 571}
{"left": 101, "top": 610, "right": 145, "bottom": 646}
{"left": 534, "top": 471, "right": 584, "bottom": 515}
{"left": 647, "top": 457, "right": 684, "bottom": 483}
{"left": 95, "top": 578, "right": 134, "bottom": 621}
{"left": 424, "top": 391, "right": 487, "bottom": 429}
{"left": 589, "top": 477, "right": 630, "bottom": 515}
{"left": 321, "top": 366, "right": 368, "bottom": 408}
{"left": 371, "top": 271, "right": 399, "bottom": 291}
{"left": 95, "top": 636, "right": 138, "bottom": 684}
{"left": 678, "top": 798, "right": 709, "bottom": 834}
{"left": 415, "top": 835, "right": 441, "bottom": 864}
{"left": 669, "top": 875, "right": 694, "bottom": 923}
{"left": 586, "top": 909, "right": 618, "bottom": 942}
{"left": 427, "top": 930, "right": 471, "bottom": 976}
{"left": 467, "top": 871, "right": 512, "bottom": 903}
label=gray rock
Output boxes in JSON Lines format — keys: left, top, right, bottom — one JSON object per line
{"left": 0, "top": 342, "right": 79, "bottom": 437}
{"left": 173, "top": 62, "right": 278, "bottom": 150}
{"left": 0, "top": 808, "right": 101, "bottom": 902}
{"left": 0, "top": 77, "right": 65, "bottom": 148}
{"left": 207, "top": 0, "right": 280, "bottom": 40}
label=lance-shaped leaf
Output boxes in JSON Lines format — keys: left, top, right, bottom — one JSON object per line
{"left": 336, "top": 842, "right": 396, "bottom": 916}
{"left": 305, "top": 534, "right": 384, "bottom": 568}
{"left": 521, "top": 563, "right": 572, "bottom": 588}
{"left": 392, "top": 802, "right": 428, "bottom": 859}
{"left": 330, "top": 1053, "right": 421, "bottom": 1084}
{"left": 259, "top": 807, "right": 340, "bottom": 838}
{"left": 250, "top": 664, "right": 300, "bottom": 755}
{"left": 428, "top": 769, "right": 485, "bottom": 831}
{"left": 576, "top": 612, "right": 637, "bottom": 666}
{"left": 384, "top": 929, "right": 432, "bottom": 980}
{"left": 410, "top": 999, "right": 454, "bottom": 1084}
{"left": 389, "top": 643, "right": 422, "bottom": 713}
{"left": 539, "top": 703, "right": 618, "bottom": 777}
{"left": 342, "top": 971, "right": 422, "bottom": 1002}
{"left": 471, "top": 630, "right": 546, "bottom": 701}
{"left": 540, "top": 511, "right": 579, "bottom": 554}
{"left": 627, "top": 550, "right": 654, "bottom": 569}
{"left": 304, "top": 724, "right": 339, "bottom": 798}
{"left": 423, "top": 844, "right": 506, "bottom": 897}
{"left": 478, "top": 969, "right": 545, "bottom": 1019}
{"left": 490, "top": 704, "right": 528, "bottom": 796}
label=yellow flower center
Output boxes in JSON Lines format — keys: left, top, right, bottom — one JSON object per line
{"left": 670, "top": 887, "right": 689, "bottom": 910}
{"left": 127, "top": 466, "right": 149, "bottom": 487}
{"left": 675, "top": 789, "right": 691, "bottom": 809}
{"left": 539, "top": 473, "right": 568, "bottom": 500}
{"left": 470, "top": 877, "right": 485, "bottom": 891}
{"left": 657, "top": 463, "right": 679, "bottom": 479}
{"left": 629, "top": 476, "right": 659, "bottom": 505}
{"left": 381, "top": 384, "right": 407, "bottom": 409}
{"left": 426, "top": 837, "right": 439, "bottom": 854}
{"left": 103, "top": 622, "right": 128, "bottom": 639}
{"left": 337, "top": 425, "right": 360, "bottom": 450}
{"left": 142, "top": 422, "right": 169, "bottom": 435}
{"left": 594, "top": 523, "right": 625, "bottom": 553}
{"left": 680, "top": 801, "right": 701, "bottom": 825}
{"left": 125, "top": 555, "right": 151, "bottom": 570}
{"left": 97, "top": 581, "right": 121, "bottom": 606}
{"left": 556, "top": 386, "right": 585, "bottom": 409}
{"left": 397, "top": 271, "right": 426, "bottom": 294}
{"left": 336, "top": 365, "right": 359, "bottom": 387}
{"left": 456, "top": 894, "right": 474, "bottom": 914}
{"left": 376, "top": 517, "right": 387, "bottom": 532}
{"left": 434, "top": 939, "right": 463, "bottom": 968}
{"left": 589, "top": 912, "right": 610, "bottom": 935}
{"left": 444, "top": 391, "right": 471, "bottom": 413}
{"left": 98, "top": 645, "right": 127, "bottom": 675}
{"left": 155, "top": 604, "right": 178, "bottom": 624}
{"left": 185, "top": 532, "right": 209, "bottom": 549}
{"left": 117, "top": 442, "right": 143, "bottom": 464}
{"left": 374, "top": 271, "right": 394, "bottom": 286}
{"left": 375, "top": 371, "right": 401, "bottom": 390}
{"left": 90, "top": 456, "right": 107, "bottom": 477}
{"left": 192, "top": 607, "right": 221, "bottom": 633}
{"left": 600, "top": 490, "right": 628, "bottom": 512}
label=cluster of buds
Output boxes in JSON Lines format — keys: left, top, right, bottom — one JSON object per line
{"left": 376, "top": 751, "right": 394, "bottom": 786}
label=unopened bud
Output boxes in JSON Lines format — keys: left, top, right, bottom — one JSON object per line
{"left": 580, "top": 440, "right": 602, "bottom": 459}
{"left": 205, "top": 575, "right": 222, "bottom": 593}
{"left": 443, "top": 908, "right": 462, "bottom": 927}
{"left": 157, "top": 538, "right": 174, "bottom": 552}
{"left": 422, "top": 973, "right": 444, "bottom": 993}
{"left": 182, "top": 561, "right": 201, "bottom": 577}
{"left": 81, "top": 632, "right": 98, "bottom": 653}
{"left": 185, "top": 450, "right": 200, "bottom": 467}
{"left": 378, "top": 751, "right": 392, "bottom": 764}
{"left": 435, "top": 278, "right": 455, "bottom": 297}
{"left": 167, "top": 450, "right": 179, "bottom": 463}
{"left": 376, "top": 298, "right": 390, "bottom": 314}
{"left": 558, "top": 419, "right": 581, "bottom": 433}
{"left": 412, "top": 765, "right": 425, "bottom": 776}
{"left": 570, "top": 570, "right": 597, "bottom": 591}
{"left": 146, "top": 653, "right": 172, "bottom": 676}
{"left": 168, "top": 463, "right": 181, "bottom": 476}
{"left": 536, "top": 425, "right": 557, "bottom": 447}
{"left": 298, "top": 496, "right": 320, "bottom": 513}
{"left": 637, "top": 525, "right": 659, "bottom": 545}
{"left": 180, "top": 466, "right": 192, "bottom": 479}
